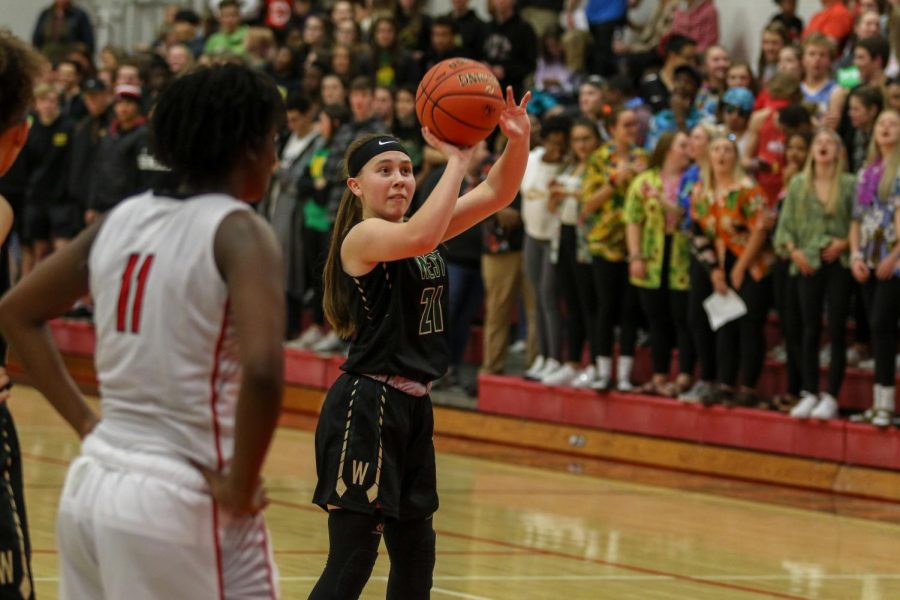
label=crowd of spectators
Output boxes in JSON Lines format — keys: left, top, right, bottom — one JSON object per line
{"left": 5, "top": 0, "right": 900, "bottom": 427}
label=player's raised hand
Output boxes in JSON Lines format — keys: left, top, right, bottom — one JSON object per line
{"left": 498, "top": 87, "right": 531, "bottom": 143}
{"left": 421, "top": 126, "right": 476, "bottom": 164}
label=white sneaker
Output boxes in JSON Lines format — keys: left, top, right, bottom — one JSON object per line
{"left": 790, "top": 392, "right": 819, "bottom": 419}
{"left": 524, "top": 355, "right": 546, "bottom": 380}
{"left": 570, "top": 366, "right": 597, "bottom": 388}
{"left": 311, "top": 330, "right": 343, "bottom": 353}
{"left": 543, "top": 364, "right": 577, "bottom": 386}
{"left": 287, "top": 325, "right": 324, "bottom": 349}
{"left": 811, "top": 393, "right": 839, "bottom": 420}
{"left": 538, "top": 358, "right": 562, "bottom": 379}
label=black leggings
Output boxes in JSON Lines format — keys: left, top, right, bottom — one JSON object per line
{"left": 797, "top": 261, "right": 852, "bottom": 396}
{"left": 557, "top": 225, "right": 594, "bottom": 362}
{"left": 309, "top": 511, "right": 435, "bottom": 600}
{"left": 687, "top": 257, "right": 717, "bottom": 382}
{"left": 772, "top": 259, "right": 803, "bottom": 395}
{"left": 861, "top": 276, "right": 900, "bottom": 387}
{"left": 590, "top": 254, "right": 637, "bottom": 359}
{"left": 715, "top": 255, "right": 770, "bottom": 388}
{"left": 636, "top": 236, "right": 694, "bottom": 376}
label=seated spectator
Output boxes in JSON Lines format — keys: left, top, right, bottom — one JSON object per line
{"left": 771, "top": 0, "right": 804, "bottom": 43}
{"left": 640, "top": 34, "right": 698, "bottom": 114}
{"left": 776, "top": 128, "right": 855, "bottom": 420}
{"left": 668, "top": 0, "right": 719, "bottom": 53}
{"left": 849, "top": 108, "right": 900, "bottom": 427}
{"left": 21, "top": 84, "right": 76, "bottom": 275}
{"left": 204, "top": 0, "right": 249, "bottom": 57}
{"left": 625, "top": 131, "right": 694, "bottom": 397}
{"left": 693, "top": 133, "right": 773, "bottom": 407}
{"left": 645, "top": 64, "right": 707, "bottom": 151}
{"left": 758, "top": 22, "right": 790, "bottom": 85}
{"left": 32, "top": 0, "right": 95, "bottom": 64}
{"left": 803, "top": 0, "right": 853, "bottom": 49}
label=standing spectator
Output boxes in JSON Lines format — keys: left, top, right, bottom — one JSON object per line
{"left": 645, "top": 64, "right": 707, "bottom": 151}
{"left": 67, "top": 77, "right": 111, "bottom": 227}
{"left": 624, "top": 131, "right": 694, "bottom": 396}
{"left": 87, "top": 85, "right": 149, "bottom": 219}
{"left": 669, "top": 0, "right": 720, "bottom": 53}
{"left": 291, "top": 103, "right": 352, "bottom": 350}
{"left": 758, "top": 22, "right": 790, "bottom": 84}
{"left": 804, "top": 0, "right": 854, "bottom": 49}
{"left": 771, "top": 0, "right": 804, "bottom": 43}
{"left": 521, "top": 116, "right": 570, "bottom": 382}
{"left": 32, "top": 0, "right": 95, "bottom": 64}
{"left": 639, "top": 34, "right": 698, "bottom": 114}
{"left": 693, "top": 134, "right": 773, "bottom": 407}
{"left": 577, "top": 107, "right": 646, "bottom": 390}
{"left": 564, "top": 0, "right": 626, "bottom": 77}
{"left": 778, "top": 128, "right": 855, "bottom": 420}
{"left": 204, "top": 0, "right": 249, "bottom": 57}
{"left": 483, "top": 0, "right": 538, "bottom": 99}
{"left": 262, "top": 94, "right": 322, "bottom": 340}
{"left": 444, "top": 0, "right": 488, "bottom": 61}
{"left": 21, "top": 84, "right": 76, "bottom": 275}
{"left": 542, "top": 119, "right": 601, "bottom": 387}
{"left": 849, "top": 108, "right": 900, "bottom": 426}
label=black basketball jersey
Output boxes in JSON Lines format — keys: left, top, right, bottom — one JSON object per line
{"left": 341, "top": 249, "right": 450, "bottom": 384}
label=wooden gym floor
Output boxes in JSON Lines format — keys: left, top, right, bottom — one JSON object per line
{"left": 11, "top": 386, "right": 900, "bottom": 600}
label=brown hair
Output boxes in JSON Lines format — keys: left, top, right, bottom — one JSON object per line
{"left": 0, "top": 29, "right": 44, "bottom": 133}
{"left": 322, "top": 133, "right": 382, "bottom": 338}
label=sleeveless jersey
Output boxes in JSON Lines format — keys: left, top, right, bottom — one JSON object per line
{"left": 88, "top": 191, "right": 250, "bottom": 471}
{"left": 341, "top": 249, "right": 450, "bottom": 384}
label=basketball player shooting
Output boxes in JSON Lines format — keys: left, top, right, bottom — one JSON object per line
{"left": 308, "top": 87, "right": 530, "bottom": 600}
{"left": 0, "top": 64, "right": 286, "bottom": 599}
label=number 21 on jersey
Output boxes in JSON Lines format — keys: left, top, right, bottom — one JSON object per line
{"left": 116, "top": 253, "right": 155, "bottom": 334}
{"left": 419, "top": 285, "right": 444, "bottom": 335}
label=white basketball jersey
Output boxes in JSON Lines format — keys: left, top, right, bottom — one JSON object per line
{"left": 88, "top": 191, "right": 251, "bottom": 471}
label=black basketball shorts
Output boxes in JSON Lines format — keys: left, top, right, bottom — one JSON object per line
{"left": 313, "top": 373, "right": 439, "bottom": 521}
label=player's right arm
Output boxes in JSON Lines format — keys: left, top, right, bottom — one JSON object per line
{"left": 201, "top": 210, "right": 285, "bottom": 516}
{"left": 0, "top": 221, "right": 102, "bottom": 439}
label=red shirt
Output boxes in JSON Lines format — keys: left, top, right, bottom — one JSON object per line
{"left": 803, "top": 2, "right": 853, "bottom": 46}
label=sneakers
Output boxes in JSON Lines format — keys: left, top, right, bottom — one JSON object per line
{"left": 523, "top": 355, "right": 546, "bottom": 380}
{"left": 790, "top": 392, "right": 819, "bottom": 419}
{"left": 570, "top": 365, "right": 598, "bottom": 388}
{"left": 810, "top": 393, "right": 839, "bottom": 420}
{"left": 542, "top": 363, "right": 577, "bottom": 386}
{"left": 287, "top": 325, "right": 324, "bottom": 349}
{"left": 311, "top": 330, "right": 344, "bottom": 353}
{"left": 679, "top": 380, "right": 714, "bottom": 404}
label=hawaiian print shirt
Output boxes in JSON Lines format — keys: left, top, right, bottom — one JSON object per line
{"left": 691, "top": 177, "right": 774, "bottom": 280}
{"left": 623, "top": 169, "right": 692, "bottom": 290}
{"left": 582, "top": 143, "right": 648, "bottom": 262}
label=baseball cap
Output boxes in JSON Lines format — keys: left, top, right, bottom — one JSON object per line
{"left": 722, "top": 87, "right": 755, "bottom": 114}
{"left": 114, "top": 84, "right": 142, "bottom": 102}
{"left": 82, "top": 77, "right": 107, "bottom": 93}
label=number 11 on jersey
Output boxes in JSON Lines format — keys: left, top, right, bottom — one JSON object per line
{"left": 116, "top": 253, "right": 155, "bottom": 334}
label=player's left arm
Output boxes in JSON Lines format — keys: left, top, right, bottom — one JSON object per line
{"left": 441, "top": 88, "right": 531, "bottom": 242}
{"left": 0, "top": 220, "right": 102, "bottom": 438}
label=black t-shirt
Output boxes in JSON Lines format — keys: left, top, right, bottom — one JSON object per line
{"left": 341, "top": 250, "right": 450, "bottom": 384}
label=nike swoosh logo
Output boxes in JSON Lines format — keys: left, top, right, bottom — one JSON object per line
{"left": 378, "top": 140, "right": 392, "bottom": 145}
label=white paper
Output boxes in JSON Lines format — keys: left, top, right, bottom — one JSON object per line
{"left": 703, "top": 290, "right": 748, "bottom": 331}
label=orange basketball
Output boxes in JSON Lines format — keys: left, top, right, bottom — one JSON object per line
{"left": 415, "top": 58, "right": 505, "bottom": 147}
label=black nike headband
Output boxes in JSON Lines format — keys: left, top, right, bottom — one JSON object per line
{"left": 347, "top": 135, "right": 410, "bottom": 177}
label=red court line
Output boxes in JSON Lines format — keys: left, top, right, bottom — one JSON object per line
{"left": 269, "top": 498, "right": 807, "bottom": 600}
